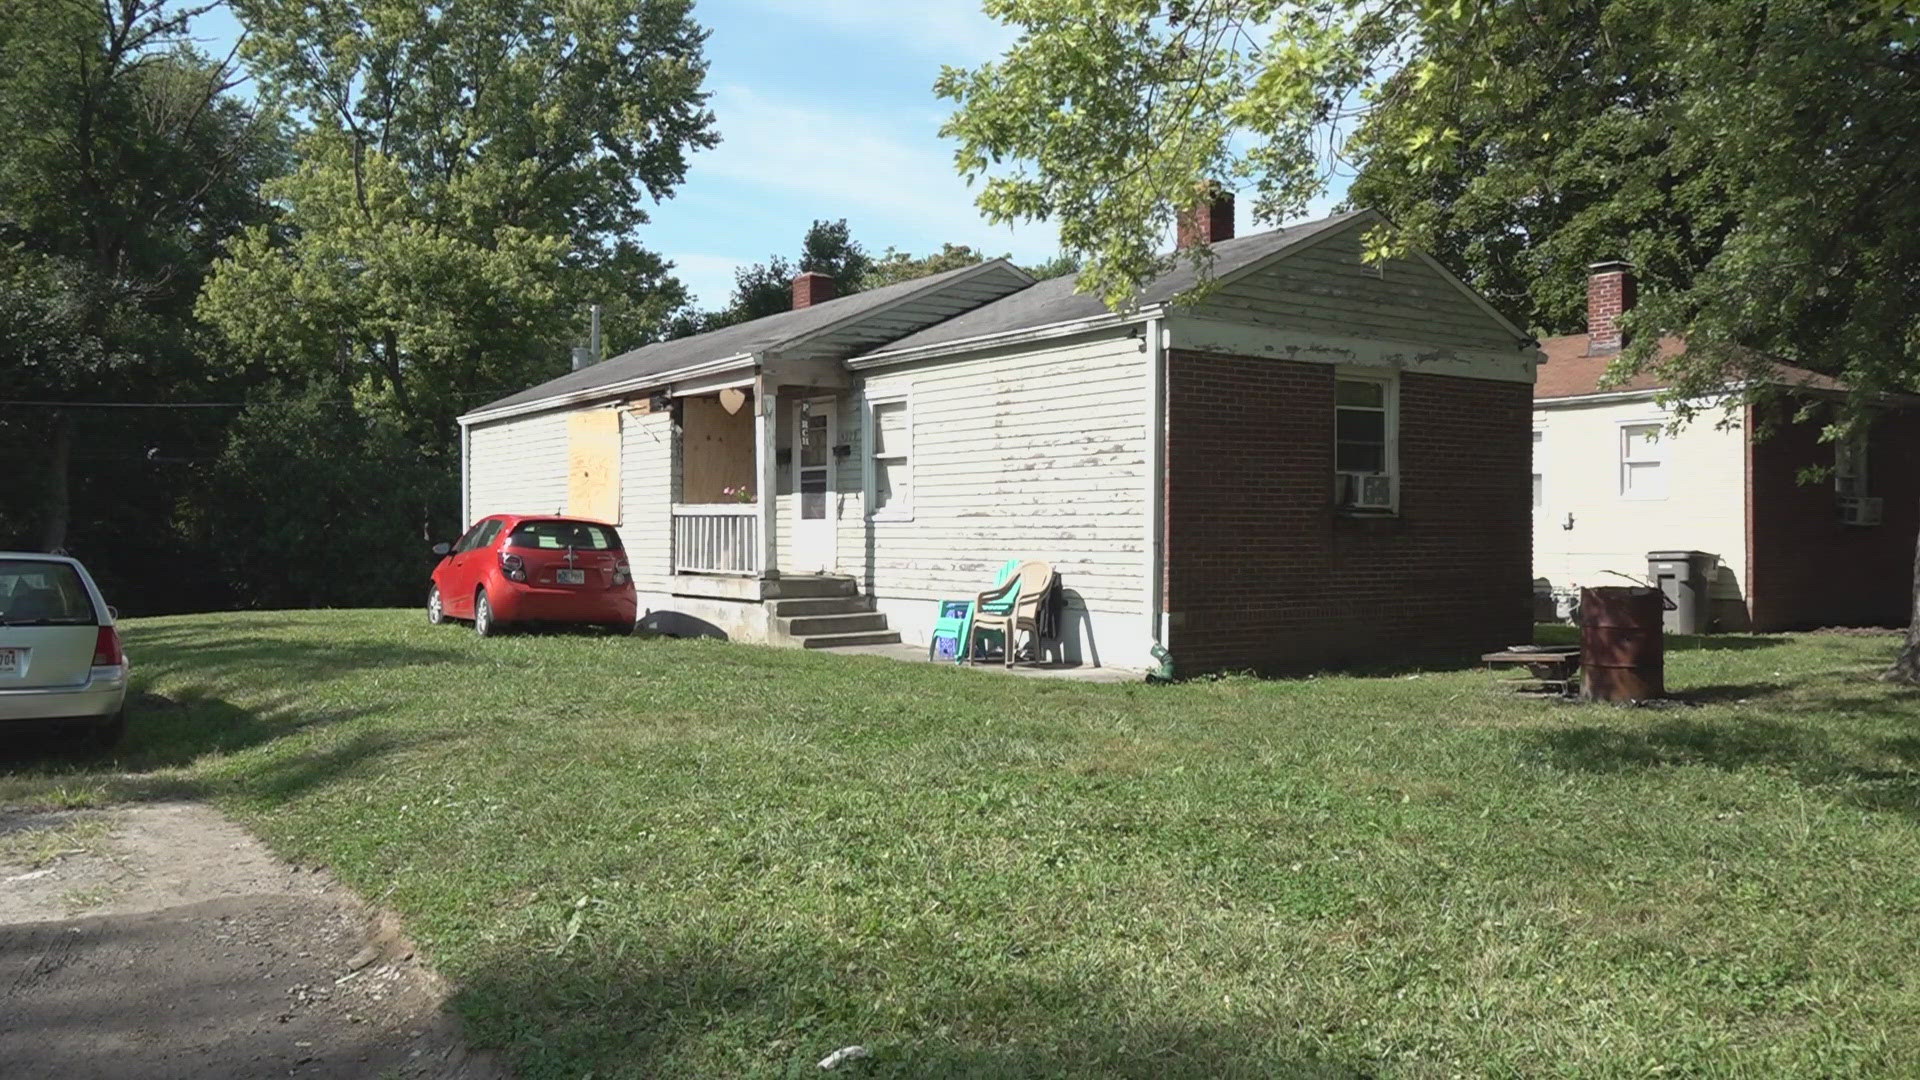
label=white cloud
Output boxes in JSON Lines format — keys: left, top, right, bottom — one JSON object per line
{"left": 693, "top": 84, "right": 1057, "bottom": 265}
{"left": 733, "top": 0, "right": 1018, "bottom": 63}
{"left": 667, "top": 253, "right": 749, "bottom": 311}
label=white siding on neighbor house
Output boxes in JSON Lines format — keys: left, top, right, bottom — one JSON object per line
{"left": 619, "top": 407, "right": 674, "bottom": 592}
{"left": 857, "top": 330, "right": 1150, "bottom": 665}
{"left": 1533, "top": 397, "right": 1749, "bottom": 604}
{"left": 1196, "top": 224, "right": 1519, "bottom": 352}
{"left": 466, "top": 410, "right": 571, "bottom": 521}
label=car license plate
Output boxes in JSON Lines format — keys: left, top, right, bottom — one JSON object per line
{"left": 556, "top": 569, "right": 587, "bottom": 585}
{"left": 0, "top": 649, "right": 20, "bottom": 676}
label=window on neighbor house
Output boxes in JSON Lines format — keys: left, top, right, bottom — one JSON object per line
{"left": 1835, "top": 431, "right": 1869, "bottom": 497}
{"left": 1335, "top": 377, "right": 1395, "bottom": 510}
{"left": 870, "top": 397, "right": 912, "bottom": 518}
{"left": 1532, "top": 428, "right": 1545, "bottom": 509}
{"left": 1620, "top": 423, "right": 1668, "bottom": 499}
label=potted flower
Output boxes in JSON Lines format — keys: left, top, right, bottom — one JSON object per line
{"left": 720, "top": 485, "right": 753, "bottom": 504}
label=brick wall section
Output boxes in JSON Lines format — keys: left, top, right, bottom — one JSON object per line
{"left": 1746, "top": 402, "right": 1920, "bottom": 630}
{"left": 1163, "top": 351, "right": 1534, "bottom": 673}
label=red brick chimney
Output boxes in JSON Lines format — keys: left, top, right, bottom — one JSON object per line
{"left": 792, "top": 271, "right": 836, "bottom": 309}
{"left": 1586, "top": 261, "right": 1635, "bottom": 354}
{"left": 1176, "top": 187, "right": 1235, "bottom": 250}
{"left": 791, "top": 270, "right": 837, "bottom": 309}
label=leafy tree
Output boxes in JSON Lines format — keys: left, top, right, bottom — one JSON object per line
{"left": 797, "top": 218, "right": 873, "bottom": 296}
{"left": 1343, "top": 3, "right": 1734, "bottom": 337}
{"left": 193, "top": 382, "right": 450, "bottom": 608}
{"left": 940, "top": 0, "right": 1920, "bottom": 681}
{"left": 202, "top": 0, "right": 718, "bottom": 442}
{"left": 0, "top": 0, "right": 283, "bottom": 558}
{"left": 673, "top": 218, "right": 872, "bottom": 334}
{"left": 866, "top": 243, "right": 994, "bottom": 289}
{"left": 1022, "top": 251, "right": 1084, "bottom": 281}
{"left": 724, "top": 256, "right": 803, "bottom": 324}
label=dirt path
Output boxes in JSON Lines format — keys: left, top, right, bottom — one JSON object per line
{"left": 0, "top": 802, "right": 504, "bottom": 1079}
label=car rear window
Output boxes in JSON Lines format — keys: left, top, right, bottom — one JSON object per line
{"left": 506, "top": 521, "right": 623, "bottom": 551}
{"left": 0, "top": 560, "right": 98, "bottom": 625}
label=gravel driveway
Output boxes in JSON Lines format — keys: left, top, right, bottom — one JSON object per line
{"left": 0, "top": 802, "right": 503, "bottom": 1079}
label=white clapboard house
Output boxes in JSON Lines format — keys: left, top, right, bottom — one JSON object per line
{"left": 458, "top": 201, "right": 1542, "bottom": 673}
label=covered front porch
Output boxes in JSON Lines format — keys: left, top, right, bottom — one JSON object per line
{"left": 663, "top": 365, "right": 850, "bottom": 588}
{"left": 640, "top": 365, "right": 899, "bottom": 649}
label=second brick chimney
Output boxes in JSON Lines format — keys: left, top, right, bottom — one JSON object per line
{"left": 1586, "top": 260, "right": 1635, "bottom": 354}
{"left": 1176, "top": 187, "right": 1236, "bottom": 250}
{"left": 792, "top": 271, "right": 836, "bottom": 309}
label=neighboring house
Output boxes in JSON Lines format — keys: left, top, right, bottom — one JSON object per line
{"left": 458, "top": 199, "right": 1541, "bottom": 673}
{"left": 1533, "top": 263, "right": 1920, "bottom": 631}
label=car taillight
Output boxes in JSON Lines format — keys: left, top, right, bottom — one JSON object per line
{"left": 93, "top": 626, "right": 123, "bottom": 667}
{"left": 500, "top": 551, "right": 527, "bottom": 582}
{"left": 613, "top": 563, "right": 631, "bottom": 586}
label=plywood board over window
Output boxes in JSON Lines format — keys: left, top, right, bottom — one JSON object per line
{"left": 567, "top": 409, "right": 623, "bottom": 523}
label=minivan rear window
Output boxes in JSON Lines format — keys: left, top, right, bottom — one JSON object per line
{"left": 506, "top": 521, "right": 623, "bottom": 551}
{"left": 0, "top": 560, "right": 98, "bottom": 625}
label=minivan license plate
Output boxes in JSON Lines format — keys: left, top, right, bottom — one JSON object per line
{"left": 556, "top": 569, "right": 586, "bottom": 585}
{"left": 0, "top": 649, "right": 20, "bottom": 675}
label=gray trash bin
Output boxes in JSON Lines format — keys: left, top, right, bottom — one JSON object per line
{"left": 1647, "top": 550, "right": 1718, "bottom": 635}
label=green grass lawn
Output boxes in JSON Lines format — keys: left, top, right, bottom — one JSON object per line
{"left": 6, "top": 612, "right": 1920, "bottom": 1077}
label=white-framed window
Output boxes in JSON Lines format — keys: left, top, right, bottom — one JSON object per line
{"left": 1531, "top": 427, "right": 1547, "bottom": 510}
{"left": 1835, "top": 431, "right": 1869, "bottom": 497}
{"left": 1335, "top": 375, "right": 1396, "bottom": 510}
{"left": 1619, "top": 422, "right": 1668, "bottom": 500}
{"left": 867, "top": 393, "right": 912, "bottom": 520}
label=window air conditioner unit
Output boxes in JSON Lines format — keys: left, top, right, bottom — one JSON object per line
{"left": 1838, "top": 495, "right": 1884, "bottom": 526}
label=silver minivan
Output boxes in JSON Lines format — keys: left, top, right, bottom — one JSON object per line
{"left": 0, "top": 553, "right": 130, "bottom": 746}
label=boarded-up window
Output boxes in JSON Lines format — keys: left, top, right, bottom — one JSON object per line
{"left": 567, "top": 409, "right": 622, "bottom": 523}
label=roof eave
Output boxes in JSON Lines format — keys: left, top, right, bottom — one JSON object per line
{"left": 1533, "top": 388, "right": 1669, "bottom": 407}
{"left": 769, "top": 258, "right": 1036, "bottom": 361}
{"left": 458, "top": 352, "right": 759, "bottom": 426}
{"left": 849, "top": 305, "right": 1166, "bottom": 370}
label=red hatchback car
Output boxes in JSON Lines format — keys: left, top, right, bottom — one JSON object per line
{"left": 428, "top": 515, "right": 636, "bottom": 636}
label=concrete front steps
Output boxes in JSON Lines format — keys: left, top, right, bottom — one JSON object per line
{"left": 766, "top": 575, "right": 902, "bottom": 649}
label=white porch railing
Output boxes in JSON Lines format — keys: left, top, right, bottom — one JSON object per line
{"left": 672, "top": 504, "right": 761, "bottom": 576}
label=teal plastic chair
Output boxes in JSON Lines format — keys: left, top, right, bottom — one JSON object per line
{"left": 932, "top": 560, "right": 1019, "bottom": 664}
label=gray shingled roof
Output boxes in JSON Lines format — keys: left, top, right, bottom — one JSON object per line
{"left": 864, "top": 210, "right": 1369, "bottom": 357}
{"left": 466, "top": 260, "right": 1009, "bottom": 418}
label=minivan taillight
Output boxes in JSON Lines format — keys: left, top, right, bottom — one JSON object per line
{"left": 93, "top": 626, "right": 123, "bottom": 667}
{"left": 500, "top": 551, "right": 527, "bottom": 582}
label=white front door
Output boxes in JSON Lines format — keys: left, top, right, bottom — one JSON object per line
{"left": 791, "top": 398, "right": 837, "bottom": 573}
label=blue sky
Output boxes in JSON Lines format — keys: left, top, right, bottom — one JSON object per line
{"left": 194, "top": 0, "right": 1351, "bottom": 310}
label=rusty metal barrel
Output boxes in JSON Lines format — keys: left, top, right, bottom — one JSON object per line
{"left": 1580, "top": 586, "right": 1665, "bottom": 702}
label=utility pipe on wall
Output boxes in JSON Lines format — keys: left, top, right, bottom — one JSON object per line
{"left": 1143, "top": 315, "right": 1168, "bottom": 652}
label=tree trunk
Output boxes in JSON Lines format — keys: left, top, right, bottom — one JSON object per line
{"left": 38, "top": 412, "right": 72, "bottom": 553}
{"left": 1887, "top": 504, "right": 1920, "bottom": 683}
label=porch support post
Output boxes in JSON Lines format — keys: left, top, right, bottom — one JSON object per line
{"left": 756, "top": 376, "right": 778, "bottom": 577}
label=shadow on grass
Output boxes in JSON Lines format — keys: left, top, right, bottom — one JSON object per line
{"left": 1529, "top": 685, "right": 1920, "bottom": 818}
{"left": 129, "top": 626, "right": 462, "bottom": 686}
{"left": 450, "top": 941, "right": 1359, "bottom": 1079}
{"left": 0, "top": 681, "right": 401, "bottom": 810}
